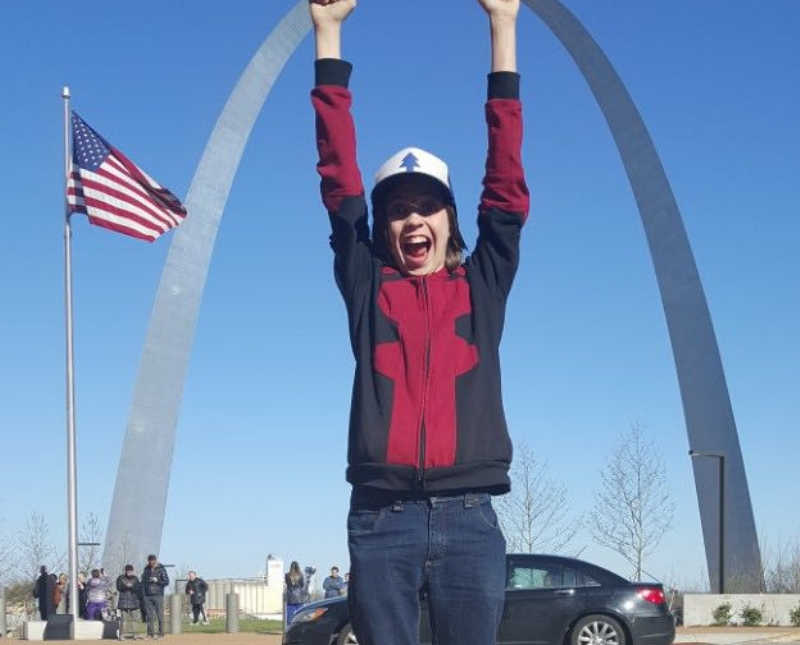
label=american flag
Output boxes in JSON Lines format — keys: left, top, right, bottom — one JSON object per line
{"left": 66, "top": 111, "right": 187, "bottom": 242}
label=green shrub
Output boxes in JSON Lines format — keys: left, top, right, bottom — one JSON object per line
{"left": 712, "top": 602, "right": 732, "bottom": 626}
{"left": 789, "top": 603, "right": 800, "bottom": 628}
{"left": 740, "top": 604, "right": 762, "bottom": 627}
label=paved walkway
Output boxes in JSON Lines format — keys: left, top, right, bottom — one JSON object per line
{"left": 676, "top": 627, "right": 800, "bottom": 645}
{"left": 13, "top": 626, "right": 800, "bottom": 644}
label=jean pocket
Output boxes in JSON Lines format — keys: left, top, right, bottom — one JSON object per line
{"left": 476, "top": 499, "right": 500, "bottom": 530}
{"left": 347, "top": 508, "right": 383, "bottom": 535}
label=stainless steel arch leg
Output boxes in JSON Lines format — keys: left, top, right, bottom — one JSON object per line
{"left": 522, "top": 0, "right": 761, "bottom": 590}
{"left": 102, "top": 1, "right": 311, "bottom": 571}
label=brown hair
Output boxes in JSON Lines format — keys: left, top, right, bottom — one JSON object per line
{"left": 443, "top": 205, "right": 466, "bottom": 272}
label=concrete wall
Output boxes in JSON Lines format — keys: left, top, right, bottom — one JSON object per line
{"left": 23, "top": 620, "right": 104, "bottom": 641}
{"left": 684, "top": 594, "right": 800, "bottom": 626}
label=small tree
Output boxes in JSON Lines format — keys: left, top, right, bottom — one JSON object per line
{"left": 740, "top": 603, "right": 763, "bottom": 626}
{"left": 16, "top": 512, "right": 64, "bottom": 580}
{"left": 712, "top": 602, "right": 732, "bottom": 626}
{"left": 103, "top": 530, "right": 136, "bottom": 578}
{"left": 0, "top": 519, "right": 15, "bottom": 586}
{"left": 763, "top": 536, "right": 800, "bottom": 593}
{"left": 789, "top": 603, "right": 800, "bottom": 627}
{"left": 78, "top": 513, "right": 103, "bottom": 574}
{"left": 589, "top": 423, "right": 675, "bottom": 580}
{"left": 497, "top": 442, "right": 579, "bottom": 553}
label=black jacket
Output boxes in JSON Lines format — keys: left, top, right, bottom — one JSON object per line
{"left": 141, "top": 564, "right": 169, "bottom": 596}
{"left": 116, "top": 574, "right": 141, "bottom": 610}
{"left": 312, "top": 60, "right": 529, "bottom": 494}
{"left": 33, "top": 573, "right": 56, "bottom": 616}
{"left": 285, "top": 574, "right": 307, "bottom": 605}
{"left": 185, "top": 578, "right": 207, "bottom": 605}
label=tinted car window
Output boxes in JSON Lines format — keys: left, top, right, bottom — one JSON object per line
{"left": 507, "top": 564, "right": 601, "bottom": 589}
{"left": 580, "top": 571, "right": 600, "bottom": 587}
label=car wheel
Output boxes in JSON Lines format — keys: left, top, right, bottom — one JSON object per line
{"left": 336, "top": 623, "right": 359, "bottom": 645}
{"left": 571, "top": 614, "right": 625, "bottom": 645}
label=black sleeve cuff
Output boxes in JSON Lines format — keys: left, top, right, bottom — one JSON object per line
{"left": 315, "top": 59, "right": 353, "bottom": 88}
{"left": 487, "top": 72, "right": 520, "bottom": 100}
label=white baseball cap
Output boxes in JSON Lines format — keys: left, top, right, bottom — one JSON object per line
{"left": 371, "top": 146, "right": 455, "bottom": 208}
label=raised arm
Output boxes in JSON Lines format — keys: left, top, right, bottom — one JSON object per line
{"left": 310, "top": 0, "right": 372, "bottom": 305}
{"left": 310, "top": 0, "right": 354, "bottom": 60}
{"left": 480, "top": 0, "right": 519, "bottom": 73}
{"left": 470, "top": 0, "right": 530, "bottom": 297}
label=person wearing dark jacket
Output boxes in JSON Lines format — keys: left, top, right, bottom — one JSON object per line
{"left": 284, "top": 561, "right": 308, "bottom": 624}
{"left": 308, "top": 1, "right": 528, "bottom": 643}
{"left": 77, "top": 572, "right": 88, "bottom": 618}
{"left": 323, "top": 567, "right": 346, "bottom": 599}
{"left": 184, "top": 571, "right": 208, "bottom": 624}
{"left": 116, "top": 565, "right": 141, "bottom": 636}
{"left": 32, "top": 566, "right": 55, "bottom": 620}
{"left": 141, "top": 554, "right": 169, "bottom": 638}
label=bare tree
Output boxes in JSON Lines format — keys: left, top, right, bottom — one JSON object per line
{"left": 78, "top": 513, "right": 103, "bottom": 574}
{"left": 16, "top": 512, "right": 65, "bottom": 580}
{"left": 0, "top": 522, "right": 15, "bottom": 586}
{"left": 590, "top": 423, "right": 675, "bottom": 580}
{"left": 103, "top": 530, "right": 135, "bottom": 578}
{"left": 497, "top": 442, "right": 580, "bottom": 553}
{"left": 761, "top": 535, "right": 800, "bottom": 593}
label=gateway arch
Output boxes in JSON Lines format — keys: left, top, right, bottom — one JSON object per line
{"left": 104, "top": 0, "right": 762, "bottom": 590}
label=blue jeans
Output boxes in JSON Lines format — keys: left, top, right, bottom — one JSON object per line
{"left": 286, "top": 602, "right": 304, "bottom": 625}
{"left": 347, "top": 488, "right": 506, "bottom": 645}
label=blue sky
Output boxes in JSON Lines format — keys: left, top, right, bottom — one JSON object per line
{"left": 1, "top": 0, "right": 797, "bottom": 588}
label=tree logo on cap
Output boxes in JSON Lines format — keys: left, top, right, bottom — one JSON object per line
{"left": 400, "top": 152, "right": 420, "bottom": 172}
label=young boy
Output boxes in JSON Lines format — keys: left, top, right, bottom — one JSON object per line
{"left": 310, "top": 1, "right": 528, "bottom": 643}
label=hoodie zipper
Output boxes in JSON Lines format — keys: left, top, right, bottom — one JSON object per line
{"left": 417, "top": 277, "right": 432, "bottom": 488}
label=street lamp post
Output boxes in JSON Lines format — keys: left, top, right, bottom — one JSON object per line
{"left": 689, "top": 450, "right": 726, "bottom": 593}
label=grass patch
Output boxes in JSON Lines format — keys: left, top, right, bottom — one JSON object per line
{"left": 182, "top": 617, "right": 283, "bottom": 634}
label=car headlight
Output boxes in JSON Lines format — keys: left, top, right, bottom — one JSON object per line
{"left": 292, "top": 607, "right": 329, "bottom": 624}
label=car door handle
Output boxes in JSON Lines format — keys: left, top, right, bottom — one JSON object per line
{"left": 555, "top": 589, "right": 575, "bottom": 596}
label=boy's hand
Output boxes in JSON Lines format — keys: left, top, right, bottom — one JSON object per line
{"left": 310, "top": 0, "right": 356, "bottom": 29}
{"left": 477, "top": 0, "right": 520, "bottom": 21}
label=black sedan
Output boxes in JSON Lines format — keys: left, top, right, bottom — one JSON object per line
{"left": 284, "top": 554, "right": 675, "bottom": 645}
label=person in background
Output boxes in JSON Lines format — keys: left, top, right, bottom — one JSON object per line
{"left": 85, "top": 569, "right": 109, "bottom": 620}
{"left": 116, "top": 565, "right": 142, "bottom": 637}
{"left": 54, "top": 573, "right": 68, "bottom": 614}
{"left": 100, "top": 567, "right": 115, "bottom": 612}
{"left": 141, "top": 554, "right": 169, "bottom": 639}
{"left": 323, "top": 566, "right": 346, "bottom": 599}
{"left": 33, "top": 566, "right": 55, "bottom": 620}
{"left": 284, "top": 561, "right": 308, "bottom": 624}
{"left": 77, "top": 572, "right": 88, "bottom": 618}
{"left": 185, "top": 571, "right": 209, "bottom": 625}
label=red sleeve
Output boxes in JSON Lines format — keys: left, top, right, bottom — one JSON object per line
{"left": 311, "top": 84, "right": 364, "bottom": 213}
{"left": 480, "top": 98, "right": 530, "bottom": 222}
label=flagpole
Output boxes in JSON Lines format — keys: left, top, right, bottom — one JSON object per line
{"left": 63, "top": 85, "right": 79, "bottom": 639}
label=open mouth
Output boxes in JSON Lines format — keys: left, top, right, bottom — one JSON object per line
{"left": 401, "top": 235, "right": 432, "bottom": 263}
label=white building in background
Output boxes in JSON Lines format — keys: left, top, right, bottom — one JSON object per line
{"left": 203, "top": 556, "right": 285, "bottom": 619}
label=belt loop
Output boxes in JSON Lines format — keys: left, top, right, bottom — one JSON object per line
{"left": 392, "top": 500, "right": 404, "bottom": 512}
{"left": 464, "top": 494, "right": 476, "bottom": 508}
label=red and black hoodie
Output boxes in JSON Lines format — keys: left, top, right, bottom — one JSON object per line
{"left": 312, "top": 59, "right": 529, "bottom": 495}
